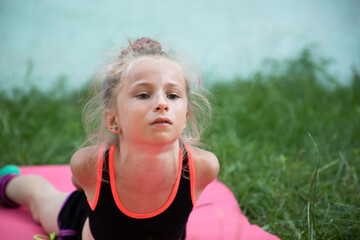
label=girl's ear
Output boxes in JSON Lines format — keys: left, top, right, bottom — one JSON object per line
{"left": 185, "top": 112, "right": 189, "bottom": 128}
{"left": 104, "top": 109, "right": 121, "bottom": 134}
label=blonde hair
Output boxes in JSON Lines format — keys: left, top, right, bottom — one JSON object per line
{"left": 82, "top": 37, "right": 211, "bottom": 149}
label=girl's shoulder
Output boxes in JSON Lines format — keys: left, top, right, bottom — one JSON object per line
{"left": 70, "top": 145, "right": 101, "bottom": 187}
{"left": 188, "top": 146, "right": 220, "bottom": 190}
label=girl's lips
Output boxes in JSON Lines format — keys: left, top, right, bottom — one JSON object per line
{"left": 151, "top": 117, "right": 172, "bottom": 125}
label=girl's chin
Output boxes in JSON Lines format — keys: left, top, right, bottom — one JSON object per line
{"left": 147, "top": 136, "right": 179, "bottom": 145}
{"left": 123, "top": 131, "right": 182, "bottom": 145}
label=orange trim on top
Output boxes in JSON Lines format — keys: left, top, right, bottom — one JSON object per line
{"left": 87, "top": 146, "right": 105, "bottom": 211}
{"left": 109, "top": 145, "right": 183, "bottom": 219}
{"left": 184, "top": 145, "right": 196, "bottom": 206}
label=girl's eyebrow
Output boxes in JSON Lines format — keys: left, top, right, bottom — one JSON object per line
{"left": 129, "top": 81, "right": 183, "bottom": 90}
{"left": 129, "top": 81, "right": 153, "bottom": 89}
{"left": 166, "top": 82, "right": 183, "bottom": 89}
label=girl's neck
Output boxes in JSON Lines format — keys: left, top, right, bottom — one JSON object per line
{"left": 118, "top": 140, "right": 180, "bottom": 163}
{"left": 113, "top": 140, "right": 180, "bottom": 193}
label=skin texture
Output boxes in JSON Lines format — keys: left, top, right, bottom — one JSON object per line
{"left": 6, "top": 57, "right": 219, "bottom": 239}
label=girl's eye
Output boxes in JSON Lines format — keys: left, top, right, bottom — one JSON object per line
{"left": 167, "top": 93, "right": 180, "bottom": 100}
{"left": 136, "top": 93, "right": 150, "bottom": 99}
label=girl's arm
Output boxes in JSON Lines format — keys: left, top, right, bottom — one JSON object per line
{"left": 191, "top": 147, "right": 220, "bottom": 201}
{"left": 72, "top": 175, "right": 84, "bottom": 191}
{"left": 70, "top": 146, "right": 99, "bottom": 192}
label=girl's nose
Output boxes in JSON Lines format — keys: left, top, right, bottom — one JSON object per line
{"left": 155, "top": 103, "right": 169, "bottom": 112}
{"left": 154, "top": 94, "right": 169, "bottom": 112}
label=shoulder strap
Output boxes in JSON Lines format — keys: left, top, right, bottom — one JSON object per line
{"left": 87, "top": 145, "right": 106, "bottom": 210}
{"left": 102, "top": 149, "right": 110, "bottom": 182}
{"left": 182, "top": 145, "right": 196, "bottom": 206}
{"left": 181, "top": 146, "right": 190, "bottom": 179}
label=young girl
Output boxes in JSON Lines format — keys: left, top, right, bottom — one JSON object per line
{"left": 0, "top": 37, "right": 219, "bottom": 240}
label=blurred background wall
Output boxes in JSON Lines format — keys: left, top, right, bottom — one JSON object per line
{"left": 0, "top": 0, "right": 359, "bottom": 90}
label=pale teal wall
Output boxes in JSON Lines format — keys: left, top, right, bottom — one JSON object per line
{"left": 0, "top": 0, "right": 359, "bottom": 90}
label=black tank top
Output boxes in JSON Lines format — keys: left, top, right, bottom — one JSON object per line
{"left": 88, "top": 144, "right": 195, "bottom": 240}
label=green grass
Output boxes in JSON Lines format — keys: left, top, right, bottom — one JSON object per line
{"left": 1, "top": 48, "right": 359, "bottom": 239}
{"left": 0, "top": 83, "right": 86, "bottom": 166}
{"left": 203, "top": 49, "right": 360, "bottom": 239}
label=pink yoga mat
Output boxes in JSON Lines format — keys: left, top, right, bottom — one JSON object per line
{"left": 0, "top": 165, "right": 279, "bottom": 240}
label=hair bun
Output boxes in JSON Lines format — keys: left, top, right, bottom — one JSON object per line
{"left": 121, "top": 37, "right": 163, "bottom": 56}
{"left": 132, "top": 37, "right": 162, "bottom": 52}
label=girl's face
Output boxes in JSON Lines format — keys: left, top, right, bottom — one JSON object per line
{"left": 114, "top": 57, "right": 188, "bottom": 145}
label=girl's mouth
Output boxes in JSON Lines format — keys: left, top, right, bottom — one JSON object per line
{"left": 151, "top": 117, "right": 172, "bottom": 125}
